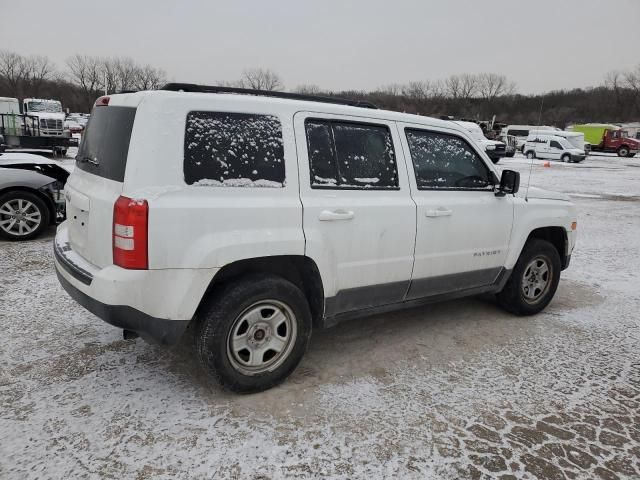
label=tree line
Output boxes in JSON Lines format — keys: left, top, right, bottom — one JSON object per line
{"left": 1, "top": 49, "right": 639, "bottom": 127}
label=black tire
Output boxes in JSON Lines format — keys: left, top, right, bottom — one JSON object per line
{"left": 496, "top": 239, "right": 561, "bottom": 316}
{"left": 561, "top": 154, "right": 571, "bottom": 163}
{"left": 0, "top": 190, "right": 50, "bottom": 241}
{"left": 195, "top": 273, "right": 312, "bottom": 393}
{"left": 506, "top": 151, "right": 515, "bottom": 158}
{"left": 526, "top": 150, "right": 536, "bottom": 159}
{"left": 618, "top": 147, "right": 629, "bottom": 157}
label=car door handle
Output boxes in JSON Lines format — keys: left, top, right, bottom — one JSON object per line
{"left": 319, "top": 209, "right": 355, "bottom": 221}
{"left": 425, "top": 208, "right": 453, "bottom": 217}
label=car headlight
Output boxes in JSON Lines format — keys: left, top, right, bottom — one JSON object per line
{"left": 485, "top": 144, "right": 496, "bottom": 151}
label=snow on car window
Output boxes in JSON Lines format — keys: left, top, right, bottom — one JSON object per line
{"left": 406, "top": 129, "right": 492, "bottom": 190}
{"left": 305, "top": 119, "right": 398, "bottom": 189}
{"left": 184, "top": 112, "right": 285, "bottom": 187}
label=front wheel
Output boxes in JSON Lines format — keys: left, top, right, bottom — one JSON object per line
{"left": 496, "top": 239, "right": 561, "bottom": 315}
{"left": 195, "top": 274, "right": 312, "bottom": 393}
{"left": 561, "top": 154, "right": 571, "bottom": 163}
{"left": 618, "top": 147, "right": 629, "bottom": 157}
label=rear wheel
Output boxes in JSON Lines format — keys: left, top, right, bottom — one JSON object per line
{"left": 497, "top": 239, "right": 561, "bottom": 316}
{"left": 526, "top": 151, "right": 536, "bottom": 159}
{"left": 618, "top": 146, "right": 629, "bottom": 157}
{"left": 0, "top": 191, "right": 50, "bottom": 241}
{"left": 195, "top": 274, "right": 312, "bottom": 393}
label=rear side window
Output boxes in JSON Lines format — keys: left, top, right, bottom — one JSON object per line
{"left": 405, "top": 129, "right": 493, "bottom": 190}
{"left": 509, "top": 129, "right": 529, "bottom": 137}
{"left": 305, "top": 119, "right": 398, "bottom": 189}
{"left": 184, "top": 112, "right": 285, "bottom": 187}
{"left": 76, "top": 106, "right": 136, "bottom": 182}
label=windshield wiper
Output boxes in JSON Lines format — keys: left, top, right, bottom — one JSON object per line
{"left": 76, "top": 155, "right": 99, "bottom": 166}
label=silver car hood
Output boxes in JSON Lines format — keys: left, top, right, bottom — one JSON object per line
{"left": 0, "top": 153, "right": 74, "bottom": 173}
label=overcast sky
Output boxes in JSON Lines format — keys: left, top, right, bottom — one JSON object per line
{"left": 2, "top": 0, "right": 639, "bottom": 94}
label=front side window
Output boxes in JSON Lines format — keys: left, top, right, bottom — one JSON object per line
{"left": 405, "top": 129, "right": 493, "bottom": 190}
{"left": 550, "top": 140, "right": 563, "bottom": 150}
{"left": 184, "top": 111, "right": 285, "bottom": 187}
{"left": 305, "top": 119, "right": 398, "bottom": 189}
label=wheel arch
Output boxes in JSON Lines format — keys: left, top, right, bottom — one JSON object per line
{"left": 525, "top": 226, "right": 569, "bottom": 269}
{"left": 200, "top": 255, "right": 325, "bottom": 329}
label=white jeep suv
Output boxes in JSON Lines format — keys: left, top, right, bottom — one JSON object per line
{"left": 55, "top": 84, "right": 577, "bottom": 392}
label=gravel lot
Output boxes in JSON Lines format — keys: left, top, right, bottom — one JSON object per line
{"left": 1, "top": 154, "right": 639, "bottom": 479}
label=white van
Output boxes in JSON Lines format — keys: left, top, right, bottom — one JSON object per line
{"left": 529, "top": 129, "right": 587, "bottom": 151}
{"left": 501, "top": 125, "right": 559, "bottom": 151}
{"left": 523, "top": 134, "right": 586, "bottom": 163}
{"left": 54, "top": 84, "right": 577, "bottom": 392}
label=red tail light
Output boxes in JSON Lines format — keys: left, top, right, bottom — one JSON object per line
{"left": 95, "top": 96, "right": 110, "bottom": 107}
{"left": 113, "top": 196, "right": 148, "bottom": 269}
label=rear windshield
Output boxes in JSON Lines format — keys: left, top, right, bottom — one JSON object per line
{"left": 76, "top": 106, "right": 136, "bottom": 182}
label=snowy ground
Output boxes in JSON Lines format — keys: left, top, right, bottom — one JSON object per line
{"left": 1, "top": 153, "right": 639, "bottom": 479}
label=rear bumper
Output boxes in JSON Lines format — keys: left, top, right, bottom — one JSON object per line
{"left": 54, "top": 222, "right": 218, "bottom": 344}
{"left": 56, "top": 268, "right": 189, "bottom": 345}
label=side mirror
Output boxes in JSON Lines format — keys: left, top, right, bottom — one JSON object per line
{"left": 497, "top": 169, "right": 520, "bottom": 196}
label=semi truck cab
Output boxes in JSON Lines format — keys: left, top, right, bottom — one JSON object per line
{"left": 22, "top": 98, "right": 66, "bottom": 137}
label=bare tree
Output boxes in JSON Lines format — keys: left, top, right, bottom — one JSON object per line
{"left": 240, "top": 68, "right": 283, "bottom": 91}
{"left": 402, "top": 81, "right": 430, "bottom": 100}
{"left": 0, "top": 51, "right": 28, "bottom": 97}
{"left": 66, "top": 54, "right": 102, "bottom": 109}
{"left": 134, "top": 64, "right": 166, "bottom": 90}
{"left": 459, "top": 73, "right": 480, "bottom": 99}
{"left": 294, "top": 84, "right": 322, "bottom": 95}
{"left": 114, "top": 57, "right": 138, "bottom": 91}
{"left": 622, "top": 64, "right": 640, "bottom": 111}
{"left": 477, "top": 73, "right": 515, "bottom": 101}
{"left": 445, "top": 74, "right": 463, "bottom": 99}
{"left": 23, "top": 55, "right": 54, "bottom": 97}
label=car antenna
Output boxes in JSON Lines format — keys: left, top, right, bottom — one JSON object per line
{"left": 525, "top": 94, "right": 545, "bottom": 202}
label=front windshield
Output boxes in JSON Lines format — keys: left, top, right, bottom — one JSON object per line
{"left": 27, "top": 100, "right": 62, "bottom": 113}
{"left": 558, "top": 138, "right": 574, "bottom": 150}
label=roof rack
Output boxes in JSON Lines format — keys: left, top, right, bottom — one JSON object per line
{"left": 160, "top": 83, "right": 378, "bottom": 109}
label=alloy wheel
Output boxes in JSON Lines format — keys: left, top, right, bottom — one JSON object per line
{"left": 0, "top": 199, "right": 42, "bottom": 237}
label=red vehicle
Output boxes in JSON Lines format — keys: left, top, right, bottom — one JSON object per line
{"left": 571, "top": 124, "right": 640, "bottom": 157}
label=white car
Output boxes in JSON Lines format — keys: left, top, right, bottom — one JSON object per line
{"left": 524, "top": 134, "right": 586, "bottom": 163}
{"left": 54, "top": 85, "right": 577, "bottom": 392}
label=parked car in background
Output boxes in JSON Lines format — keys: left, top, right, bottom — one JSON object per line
{"left": 501, "top": 125, "right": 560, "bottom": 152}
{"left": 529, "top": 129, "right": 588, "bottom": 152}
{"left": 0, "top": 153, "right": 71, "bottom": 240}
{"left": 568, "top": 123, "right": 640, "bottom": 157}
{"left": 54, "top": 85, "right": 577, "bottom": 393}
{"left": 67, "top": 113, "right": 89, "bottom": 127}
{"left": 523, "top": 134, "right": 586, "bottom": 163}
{"left": 64, "top": 118, "right": 84, "bottom": 134}
{"left": 453, "top": 120, "right": 510, "bottom": 163}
